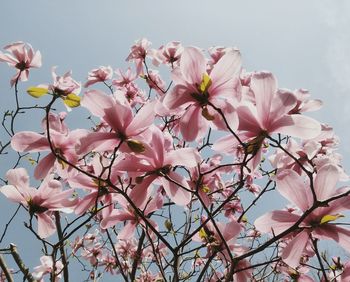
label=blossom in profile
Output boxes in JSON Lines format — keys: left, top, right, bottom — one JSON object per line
{"left": 126, "top": 38, "right": 152, "bottom": 74}
{"left": 32, "top": 256, "right": 63, "bottom": 281}
{"left": 26, "top": 67, "right": 81, "bottom": 110}
{"left": 84, "top": 65, "right": 113, "bottom": 88}
{"left": 1, "top": 168, "right": 77, "bottom": 238}
{"left": 0, "top": 41, "right": 42, "bottom": 86}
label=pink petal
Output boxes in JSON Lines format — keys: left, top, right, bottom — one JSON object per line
{"left": 34, "top": 153, "right": 56, "bottom": 179}
{"left": 165, "top": 148, "right": 200, "bottom": 168}
{"left": 250, "top": 72, "right": 277, "bottom": 128}
{"left": 210, "top": 50, "right": 241, "bottom": 95}
{"left": 126, "top": 101, "right": 155, "bottom": 136}
{"left": 314, "top": 225, "right": 350, "bottom": 252}
{"left": 301, "top": 99, "right": 323, "bottom": 112}
{"left": 100, "top": 210, "right": 135, "bottom": 229}
{"left": 269, "top": 91, "right": 297, "bottom": 122}
{"left": 180, "top": 47, "right": 206, "bottom": 85}
{"left": 163, "top": 84, "right": 194, "bottom": 110}
{"left": 282, "top": 230, "right": 310, "bottom": 268}
{"left": 30, "top": 50, "right": 42, "bottom": 68}
{"left": 276, "top": 169, "right": 311, "bottom": 211}
{"left": 237, "top": 105, "right": 262, "bottom": 134}
{"left": 255, "top": 210, "right": 301, "bottom": 235}
{"left": 81, "top": 90, "right": 114, "bottom": 117}
{"left": 6, "top": 168, "right": 30, "bottom": 188}
{"left": 129, "top": 175, "right": 157, "bottom": 208}
{"left": 37, "top": 213, "right": 56, "bottom": 238}
{"left": 103, "top": 103, "right": 132, "bottom": 133}
{"left": 1, "top": 185, "right": 27, "bottom": 204}
{"left": 222, "top": 219, "right": 241, "bottom": 242}
{"left": 11, "top": 131, "right": 49, "bottom": 152}
{"left": 118, "top": 221, "right": 137, "bottom": 240}
{"left": 180, "top": 105, "right": 207, "bottom": 142}
{"left": 77, "top": 132, "right": 120, "bottom": 155}
{"left": 161, "top": 172, "right": 191, "bottom": 206}
{"left": 314, "top": 164, "right": 339, "bottom": 201}
{"left": 75, "top": 192, "right": 98, "bottom": 215}
{"left": 273, "top": 114, "right": 321, "bottom": 139}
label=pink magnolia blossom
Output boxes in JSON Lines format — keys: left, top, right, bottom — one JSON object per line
{"left": 78, "top": 89, "right": 155, "bottom": 154}
{"left": 214, "top": 72, "right": 321, "bottom": 170}
{"left": 49, "top": 67, "right": 81, "bottom": 96}
{"left": 142, "top": 69, "right": 166, "bottom": 95}
{"left": 152, "top": 41, "right": 184, "bottom": 67}
{"left": 0, "top": 41, "right": 42, "bottom": 86}
{"left": 255, "top": 164, "right": 350, "bottom": 268}
{"left": 126, "top": 38, "right": 152, "bottom": 74}
{"left": 163, "top": 46, "right": 241, "bottom": 141}
{"left": 100, "top": 188, "right": 163, "bottom": 239}
{"left": 113, "top": 68, "right": 138, "bottom": 87}
{"left": 237, "top": 71, "right": 321, "bottom": 143}
{"left": 84, "top": 65, "right": 113, "bottom": 87}
{"left": 114, "top": 84, "right": 146, "bottom": 106}
{"left": 11, "top": 112, "right": 86, "bottom": 179}
{"left": 288, "top": 89, "right": 323, "bottom": 114}
{"left": 1, "top": 168, "right": 77, "bottom": 238}
{"left": 115, "top": 126, "right": 200, "bottom": 206}
{"left": 32, "top": 256, "right": 63, "bottom": 282}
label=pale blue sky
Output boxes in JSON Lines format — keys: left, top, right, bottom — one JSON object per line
{"left": 1, "top": 0, "right": 350, "bottom": 279}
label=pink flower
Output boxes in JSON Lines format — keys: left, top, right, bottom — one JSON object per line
{"left": 100, "top": 189, "right": 163, "bottom": 238}
{"left": 11, "top": 112, "right": 86, "bottom": 179}
{"left": 237, "top": 72, "right": 321, "bottom": 144}
{"left": 214, "top": 72, "right": 321, "bottom": 170}
{"left": 152, "top": 41, "right": 184, "bottom": 67}
{"left": 255, "top": 164, "right": 350, "bottom": 268}
{"left": 0, "top": 41, "right": 42, "bottom": 86}
{"left": 1, "top": 168, "right": 77, "bottom": 238}
{"left": 32, "top": 256, "right": 63, "bottom": 282}
{"left": 288, "top": 89, "right": 323, "bottom": 114}
{"left": 113, "top": 68, "right": 138, "bottom": 87}
{"left": 78, "top": 90, "right": 155, "bottom": 154}
{"left": 163, "top": 46, "right": 241, "bottom": 141}
{"left": 142, "top": 69, "right": 166, "bottom": 95}
{"left": 115, "top": 126, "right": 200, "bottom": 206}
{"left": 84, "top": 66, "right": 113, "bottom": 87}
{"left": 126, "top": 38, "right": 152, "bottom": 74}
{"left": 49, "top": 67, "right": 81, "bottom": 96}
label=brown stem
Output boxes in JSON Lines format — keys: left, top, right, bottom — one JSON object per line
{"left": 54, "top": 212, "right": 69, "bottom": 282}
{"left": 10, "top": 244, "right": 37, "bottom": 282}
{"left": 0, "top": 254, "right": 14, "bottom": 282}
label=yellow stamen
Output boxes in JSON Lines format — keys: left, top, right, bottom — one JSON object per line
{"left": 198, "top": 73, "right": 212, "bottom": 94}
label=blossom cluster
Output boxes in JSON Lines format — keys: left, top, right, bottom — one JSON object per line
{"left": 0, "top": 39, "right": 349, "bottom": 282}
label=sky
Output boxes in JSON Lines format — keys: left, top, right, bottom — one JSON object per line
{"left": 1, "top": 0, "right": 350, "bottom": 279}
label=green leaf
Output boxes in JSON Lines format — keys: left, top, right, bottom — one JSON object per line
{"left": 27, "top": 87, "right": 48, "bottom": 98}
{"left": 320, "top": 214, "right": 344, "bottom": 225}
{"left": 63, "top": 93, "right": 81, "bottom": 108}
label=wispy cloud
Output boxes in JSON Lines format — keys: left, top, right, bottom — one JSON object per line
{"left": 319, "top": 1, "right": 350, "bottom": 94}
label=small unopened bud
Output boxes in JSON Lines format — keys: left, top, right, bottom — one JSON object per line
{"left": 135, "top": 176, "right": 144, "bottom": 184}
{"left": 164, "top": 219, "right": 173, "bottom": 231}
{"left": 127, "top": 139, "right": 145, "bottom": 153}
{"left": 201, "top": 107, "right": 215, "bottom": 121}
